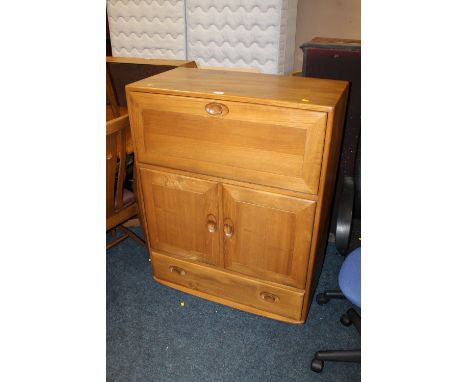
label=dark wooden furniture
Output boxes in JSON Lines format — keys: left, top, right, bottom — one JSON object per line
{"left": 106, "top": 57, "right": 197, "bottom": 121}
{"left": 301, "top": 37, "right": 361, "bottom": 231}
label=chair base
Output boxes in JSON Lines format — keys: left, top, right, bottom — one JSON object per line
{"left": 311, "top": 308, "right": 361, "bottom": 373}
{"left": 316, "top": 290, "right": 345, "bottom": 305}
{"left": 106, "top": 225, "right": 146, "bottom": 250}
{"left": 311, "top": 350, "right": 360, "bottom": 372}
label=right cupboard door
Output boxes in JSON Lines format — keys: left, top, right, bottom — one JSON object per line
{"left": 222, "top": 185, "right": 316, "bottom": 289}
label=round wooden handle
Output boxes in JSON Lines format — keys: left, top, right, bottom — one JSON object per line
{"left": 223, "top": 222, "right": 234, "bottom": 238}
{"left": 169, "top": 266, "right": 186, "bottom": 276}
{"left": 205, "top": 102, "right": 229, "bottom": 116}
{"left": 207, "top": 221, "right": 216, "bottom": 233}
{"left": 260, "top": 292, "right": 279, "bottom": 303}
{"left": 207, "top": 214, "right": 217, "bottom": 233}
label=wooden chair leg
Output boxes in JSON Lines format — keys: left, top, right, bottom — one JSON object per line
{"left": 119, "top": 226, "right": 146, "bottom": 247}
{"left": 106, "top": 232, "right": 129, "bottom": 250}
{"left": 123, "top": 217, "right": 140, "bottom": 227}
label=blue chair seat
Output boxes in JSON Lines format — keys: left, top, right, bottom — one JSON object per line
{"left": 338, "top": 247, "right": 361, "bottom": 308}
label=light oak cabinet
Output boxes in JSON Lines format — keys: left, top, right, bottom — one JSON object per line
{"left": 127, "top": 68, "right": 348, "bottom": 323}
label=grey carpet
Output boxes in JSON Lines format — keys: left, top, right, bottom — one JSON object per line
{"left": 107, "top": 229, "right": 360, "bottom": 381}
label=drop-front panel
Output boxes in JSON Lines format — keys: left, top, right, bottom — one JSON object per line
{"left": 127, "top": 68, "right": 348, "bottom": 323}
{"left": 130, "top": 92, "right": 327, "bottom": 194}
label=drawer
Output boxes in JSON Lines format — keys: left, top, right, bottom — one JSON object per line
{"left": 151, "top": 251, "right": 305, "bottom": 321}
{"left": 128, "top": 92, "right": 328, "bottom": 194}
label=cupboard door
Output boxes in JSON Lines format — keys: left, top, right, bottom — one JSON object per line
{"left": 222, "top": 185, "right": 316, "bottom": 289}
{"left": 139, "top": 167, "right": 221, "bottom": 266}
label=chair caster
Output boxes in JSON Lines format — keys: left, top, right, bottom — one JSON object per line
{"left": 316, "top": 293, "right": 329, "bottom": 305}
{"left": 311, "top": 358, "right": 324, "bottom": 373}
{"left": 340, "top": 312, "right": 352, "bottom": 326}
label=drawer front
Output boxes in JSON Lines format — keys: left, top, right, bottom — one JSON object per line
{"left": 128, "top": 92, "right": 328, "bottom": 194}
{"left": 152, "top": 251, "right": 305, "bottom": 321}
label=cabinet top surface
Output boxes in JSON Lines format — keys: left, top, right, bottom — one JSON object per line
{"left": 126, "top": 68, "right": 348, "bottom": 111}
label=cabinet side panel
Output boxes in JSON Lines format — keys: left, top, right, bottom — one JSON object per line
{"left": 301, "top": 87, "right": 349, "bottom": 320}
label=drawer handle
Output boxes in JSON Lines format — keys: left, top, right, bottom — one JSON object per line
{"left": 207, "top": 214, "right": 217, "bottom": 233}
{"left": 205, "top": 102, "right": 229, "bottom": 116}
{"left": 223, "top": 219, "right": 234, "bottom": 238}
{"left": 260, "top": 292, "right": 279, "bottom": 304}
{"left": 169, "top": 266, "right": 186, "bottom": 276}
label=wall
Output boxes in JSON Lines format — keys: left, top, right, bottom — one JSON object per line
{"left": 294, "top": 0, "right": 361, "bottom": 71}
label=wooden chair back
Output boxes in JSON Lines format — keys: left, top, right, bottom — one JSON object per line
{"left": 106, "top": 114, "right": 138, "bottom": 231}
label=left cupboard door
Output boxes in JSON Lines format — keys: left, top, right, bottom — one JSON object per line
{"left": 139, "top": 167, "right": 222, "bottom": 267}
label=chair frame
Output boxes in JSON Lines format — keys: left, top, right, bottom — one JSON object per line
{"left": 311, "top": 155, "right": 361, "bottom": 373}
{"left": 106, "top": 114, "right": 145, "bottom": 250}
{"left": 311, "top": 294, "right": 361, "bottom": 372}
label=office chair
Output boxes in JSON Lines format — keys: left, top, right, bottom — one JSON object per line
{"left": 311, "top": 246, "right": 361, "bottom": 373}
{"left": 311, "top": 140, "right": 361, "bottom": 373}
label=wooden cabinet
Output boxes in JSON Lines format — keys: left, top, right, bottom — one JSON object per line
{"left": 127, "top": 68, "right": 348, "bottom": 323}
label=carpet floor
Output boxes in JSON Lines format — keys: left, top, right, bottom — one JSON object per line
{"left": 107, "top": 229, "right": 360, "bottom": 381}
